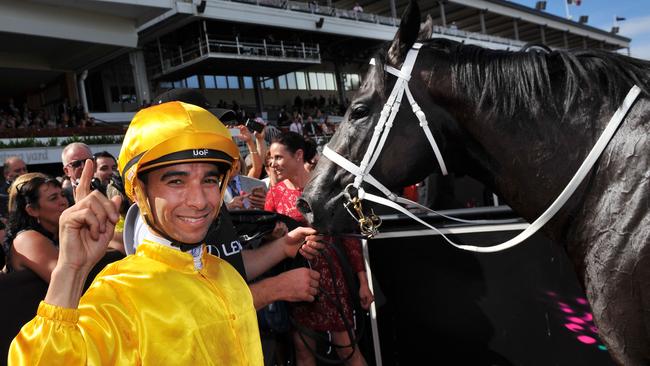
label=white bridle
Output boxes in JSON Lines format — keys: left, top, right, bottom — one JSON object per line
{"left": 322, "top": 43, "right": 641, "bottom": 253}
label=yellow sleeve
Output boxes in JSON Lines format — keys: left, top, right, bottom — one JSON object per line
{"left": 9, "top": 280, "right": 139, "bottom": 366}
{"left": 9, "top": 302, "right": 86, "bottom": 365}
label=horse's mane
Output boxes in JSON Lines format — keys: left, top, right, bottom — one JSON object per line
{"left": 420, "top": 38, "right": 650, "bottom": 118}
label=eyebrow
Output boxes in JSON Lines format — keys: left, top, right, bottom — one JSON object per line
{"left": 159, "top": 169, "right": 222, "bottom": 181}
{"left": 160, "top": 171, "right": 189, "bottom": 181}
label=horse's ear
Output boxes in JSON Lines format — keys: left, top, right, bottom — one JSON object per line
{"left": 387, "top": 0, "right": 421, "bottom": 66}
{"left": 419, "top": 15, "right": 433, "bottom": 41}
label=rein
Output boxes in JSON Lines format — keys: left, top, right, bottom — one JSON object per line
{"left": 323, "top": 43, "right": 642, "bottom": 252}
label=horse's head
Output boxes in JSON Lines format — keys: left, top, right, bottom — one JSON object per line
{"left": 299, "top": 1, "right": 460, "bottom": 233}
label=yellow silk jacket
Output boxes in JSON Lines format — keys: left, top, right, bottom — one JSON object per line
{"left": 9, "top": 241, "right": 263, "bottom": 365}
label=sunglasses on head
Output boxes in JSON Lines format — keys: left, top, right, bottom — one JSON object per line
{"left": 16, "top": 177, "right": 59, "bottom": 196}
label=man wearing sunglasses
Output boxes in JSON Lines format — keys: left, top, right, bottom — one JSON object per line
{"left": 61, "top": 142, "right": 93, "bottom": 203}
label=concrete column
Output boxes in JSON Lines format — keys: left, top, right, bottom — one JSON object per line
{"left": 389, "top": 0, "right": 397, "bottom": 19}
{"left": 540, "top": 25, "right": 546, "bottom": 44}
{"left": 513, "top": 19, "right": 519, "bottom": 40}
{"left": 439, "top": 1, "right": 447, "bottom": 27}
{"left": 334, "top": 61, "right": 346, "bottom": 106}
{"left": 198, "top": 74, "right": 206, "bottom": 89}
{"left": 563, "top": 31, "right": 569, "bottom": 49}
{"left": 479, "top": 10, "right": 486, "bottom": 34}
{"left": 582, "top": 37, "right": 587, "bottom": 49}
{"left": 78, "top": 70, "right": 89, "bottom": 114}
{"left": 253, "top": 76, "right": 264, "bottom": 116}
{"left": 129, "top": 50, "right": 151, "bottom": 106}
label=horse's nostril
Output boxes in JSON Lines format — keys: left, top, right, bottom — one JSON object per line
{"left": 296, "top": 198, "right": 312, "bottom": 214}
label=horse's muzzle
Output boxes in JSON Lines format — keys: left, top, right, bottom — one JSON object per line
{"left": 296, "top": 197, "right": 314, "bottom": 225}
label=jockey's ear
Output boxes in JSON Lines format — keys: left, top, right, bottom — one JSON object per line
{"left": 387, "top": 0, "right": 421, "bottom": 67}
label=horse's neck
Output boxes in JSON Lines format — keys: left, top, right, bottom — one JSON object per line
{"left": 458, "top": 107, "right": 608, "bottom": 226}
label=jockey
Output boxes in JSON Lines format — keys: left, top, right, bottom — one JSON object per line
{"left": 9, "top": 102, "right": 263, "bottom": 365}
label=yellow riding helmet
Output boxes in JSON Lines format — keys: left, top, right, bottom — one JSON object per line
{"left": 118, "top": 101, "right": 239, "bottom": 229}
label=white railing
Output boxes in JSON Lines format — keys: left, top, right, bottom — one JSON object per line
{"left": 220, "top": 0, "right": 521, "bottom": 47}
{"left": 432, "top": 25, "right": 525, "bottom": 48}
{"left": 150, "top": 35, "right": 320, "bottom": 77}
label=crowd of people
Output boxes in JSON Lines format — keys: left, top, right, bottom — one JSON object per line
{"left": 0, "top": 89, "right": 373, "bottom": 365}
{"left": 0, "top": 98, "right": 94, "bottom": 132}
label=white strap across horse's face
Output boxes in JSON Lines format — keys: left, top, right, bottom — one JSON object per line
{"left": 323, "top": 43, "right": 448, "bottom": 205}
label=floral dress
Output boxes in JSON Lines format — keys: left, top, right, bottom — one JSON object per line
{"left": 265, "top": 181, "right": 365, "bottom": 331}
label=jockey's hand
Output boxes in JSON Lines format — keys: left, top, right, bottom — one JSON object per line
{"left": 58, "top": 190, "right": 121, "bottom": 273}
{"left": 276, "top": 268, "right": 320, "bottom": 302}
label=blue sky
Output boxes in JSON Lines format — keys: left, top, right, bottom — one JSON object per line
{"left": 510, "top": 0, "right": 650, "bottom": 60}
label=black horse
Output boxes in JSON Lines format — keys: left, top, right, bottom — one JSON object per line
{"left": 298, "top": 2, "right": 650, "bottom": 365}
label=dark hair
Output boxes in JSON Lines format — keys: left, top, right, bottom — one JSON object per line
{"left": 93, "top": 150, "right": 116, "bottom": 163}
{"left": 271, "top": 132, "right": 317, "bottom": 165}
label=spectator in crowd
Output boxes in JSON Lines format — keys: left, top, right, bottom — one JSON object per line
{"left": 60, "top": 142, "right": 93, "bottom": 203}
{"left": 265, "top": 132, "right": 374, "bottom": 366}
{"left": 2, "top": 173, "right": 68, "bottom": 281}
{"left": 290, "top": 115, "right": 304, "bottom": 135}
{"left": 304, "top": 115, "right": 320, "bottom": 136}
{"left": 57, "top": 98, "right": 71, "bottom": 125}
{"left": 353, "top": 2, "right": 363, "bottom": 13}
{"left": 277, "top": 106, "right": 290, "bottom": 126}
{"left": 93, "top": 151, "right": 117, "bottom": 186}
{"left": 263, "top": 118, "right": 283, "bottom": 147}
{"left": 1, "top": 156, "right": 27, "bottom": 195}
{"left": 8, "top": 102, "right": 271, "bottom": 364}
{"left": 225, "top": 125, "right": 267, "bottom": 210}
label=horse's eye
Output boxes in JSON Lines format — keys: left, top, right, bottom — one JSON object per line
{"left": 350, "top": 105, "right": 369, "bottom": 119}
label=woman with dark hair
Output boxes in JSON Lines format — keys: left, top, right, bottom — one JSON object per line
{"left": 265, "top": 132, "right": 373, "bottom": 366}
{"left": 2, "top": 173, "right": 68, "bottom": 281}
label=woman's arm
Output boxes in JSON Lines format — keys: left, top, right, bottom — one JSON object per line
{"left": 11, "top": 230, "right": 59, "bottom": 282}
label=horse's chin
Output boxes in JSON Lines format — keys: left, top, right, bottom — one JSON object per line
{"left": 299, "top": 195, "right": 356, "bottom": 235}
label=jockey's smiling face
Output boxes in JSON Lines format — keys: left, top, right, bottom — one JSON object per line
{"left": 142, "top": 162, "right": 223, "bottom": 244}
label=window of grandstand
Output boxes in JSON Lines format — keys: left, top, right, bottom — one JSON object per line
{"left": 227, "top": 76, "right": 239, "bottom": 89}
{"left": 243, "top": 76, "right": 254, "bottom": 89}
{"left": 262, "top": 77, "right": 275, "bottom": 89}
{"left": 185, "top": 75, "right": 199, "bottom": 88}
{"left": 343, "top": 73, "right": 361, "bottom": 91}
{"left": 278, "top": 75, "right": 287, "bottom": 89}
{"left": 215, "top": 76, "right": 228, "bottom": 89}
{"left": 308, "top": 72, "right": 336, "bottom": 91}
{"left": 202, "top": 75, "right": 240, "bottom": 89}
{"left": 296, "top": 72, "right": 307, "bottom": 90}
{"left": 204, "top": 75, "right": 216, "bottom": 89}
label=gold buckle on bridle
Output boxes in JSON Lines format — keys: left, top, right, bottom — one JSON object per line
{"left": 344, "top": 185, "right": 382, "bottom": 238}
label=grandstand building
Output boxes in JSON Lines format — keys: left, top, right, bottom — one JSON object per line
{"left": 0, "top": 0, "right": 632, "bottom": 166}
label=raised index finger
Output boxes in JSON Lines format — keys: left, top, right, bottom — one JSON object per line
{"left": 74, "top": 159, "right": 95, "bottom": 202}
